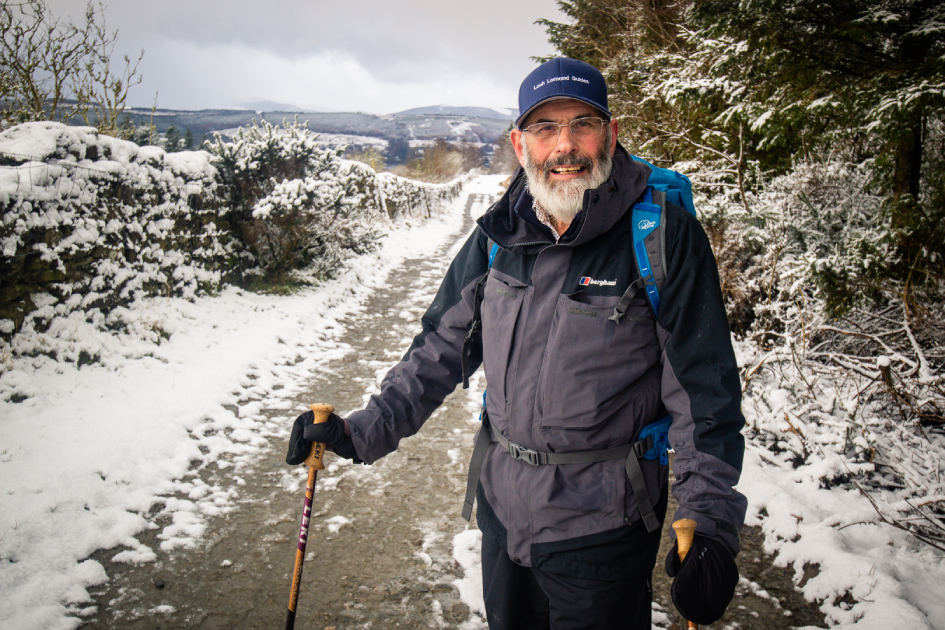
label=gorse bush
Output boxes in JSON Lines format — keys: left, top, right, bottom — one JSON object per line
{"left": 207, "top": 118, "right": 383, "bottom": 282}
{"left": 249, "top": 164, "right": 383, "bottom": 282}
{"left": 205, "top": 118, "right": 465, "bottom": 283}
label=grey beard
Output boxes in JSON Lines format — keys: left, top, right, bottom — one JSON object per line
{"left": 522, "top": 132, "right": 613, "bottom": 226}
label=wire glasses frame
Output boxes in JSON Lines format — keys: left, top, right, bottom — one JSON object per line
{"left": 521, "top": 117, "right": 607, "bottom": 142}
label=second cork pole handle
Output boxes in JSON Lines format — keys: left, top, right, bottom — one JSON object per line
{"left": 672, "top": 518, "right": 699, "bottom": 630}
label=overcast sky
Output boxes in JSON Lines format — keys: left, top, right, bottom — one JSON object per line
{"left": 46, "top": 0, "right": 565, "bottom": 114}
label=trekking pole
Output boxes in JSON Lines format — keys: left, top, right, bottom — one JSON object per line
{"left": 285, "top": 403, "right": 334, "bottom": 630}
{"left": 672, "top": 518, "right": 699, "bottom": 630}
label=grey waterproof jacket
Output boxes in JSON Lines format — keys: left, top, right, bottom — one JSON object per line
{"left": 347, "top": 146, "right": 747, "bottom": 577}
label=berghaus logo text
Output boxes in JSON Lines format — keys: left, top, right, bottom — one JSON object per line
{"left": 579, "top": 276, "right": 616, "bottom": 287}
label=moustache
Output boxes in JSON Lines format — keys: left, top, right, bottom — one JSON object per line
{"left": 542, "top": 155, "right": 594, "bottom": 175}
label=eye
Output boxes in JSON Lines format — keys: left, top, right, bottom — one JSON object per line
{"left": 571, "top": 118, "right": 602, "bottom": 135}
{"left": 530, "top": 123, "right": 559, "bottom": 136}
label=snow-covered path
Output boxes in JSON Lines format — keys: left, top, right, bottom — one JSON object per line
{"left": 2, "top": 173, "right": 943, "bottom": 630}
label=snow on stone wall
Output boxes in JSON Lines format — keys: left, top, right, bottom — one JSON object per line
{"left": 0, "top": 122, "right": 464, "bottom": 349}
{"left": 0, "top": 122, "right": 234, "bottom": 345}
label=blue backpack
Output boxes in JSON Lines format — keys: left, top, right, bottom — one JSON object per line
{"left": 629, "top": 155, "right": 697, "bottom": 317}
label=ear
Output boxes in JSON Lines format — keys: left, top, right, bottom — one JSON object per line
{"left": 510, "top": 128, "right": 527, "bottom": 168}
{"left": 608, "top": 119, "right": 619, "bottom": 156}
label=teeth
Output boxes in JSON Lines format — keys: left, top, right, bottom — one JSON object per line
{"left": 553, "top": 166, "right": 583, "bottom": 173}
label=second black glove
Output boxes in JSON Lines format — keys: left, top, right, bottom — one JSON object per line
{"left": 665, "top": 532, "right": 738, "bottom": 625}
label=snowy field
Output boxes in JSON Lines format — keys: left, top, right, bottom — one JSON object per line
{"left": 2, "top": 173, "right": 944, "bottom": 629}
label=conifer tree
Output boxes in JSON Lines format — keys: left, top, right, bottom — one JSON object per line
{"left": 690, "top": 0, "right": 945, "bottom": 202}
{"left": 164, "top": 125, "right": 181, "bottom": 152}
{"left": 688, "top": 0, "right": 945, "bottom": 307}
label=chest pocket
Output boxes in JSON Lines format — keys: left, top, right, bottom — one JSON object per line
{"left": 480, "top": 273, "right": 529, "bottom": 417}
{"left": 539, "top": 291, "right": 659, "bottom": 430}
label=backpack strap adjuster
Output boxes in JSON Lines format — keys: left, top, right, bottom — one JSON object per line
{"left": 507, "top": 442, "right": 545, "bottom": 466}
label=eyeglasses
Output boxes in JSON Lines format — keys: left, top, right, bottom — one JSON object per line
{"left": 521, "top": 117, "right": 607, "bottom": 142}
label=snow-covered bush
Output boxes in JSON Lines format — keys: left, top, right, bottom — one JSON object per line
{"left": 734, "top": 158, "right": 945, "bottom": 550}
{"left": 0, "top": 122, "right": 233, "bottom": 348}
{"left": 249, "top": 161, "right": 383, "bottom": 281}
{"left": 207, "top": 118, "right": 463, "bottom": 281}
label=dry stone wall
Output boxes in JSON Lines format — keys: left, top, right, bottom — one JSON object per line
{"left": 0, "top": 122, "right": 464, "bottom": 344}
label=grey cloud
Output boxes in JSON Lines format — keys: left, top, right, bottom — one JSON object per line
{"left": 44, "top": 0, "right": 563, "bottom": 110}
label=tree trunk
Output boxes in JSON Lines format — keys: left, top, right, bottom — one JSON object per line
{"left": 892, "top": 110, "right": 923, "bottom": 203}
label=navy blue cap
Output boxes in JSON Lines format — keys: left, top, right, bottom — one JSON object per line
{"left": 516, "top": 57, "right": 610, "bottom": 128}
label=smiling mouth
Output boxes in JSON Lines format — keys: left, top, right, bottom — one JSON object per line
{"left": 549, "top": 165, "right": 587, "bottom": 175}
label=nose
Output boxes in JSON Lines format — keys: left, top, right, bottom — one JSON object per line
{"left": 553, "top": 123, "right": 579, "bottom": 154}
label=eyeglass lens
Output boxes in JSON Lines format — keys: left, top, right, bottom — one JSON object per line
{"left": 526, "top": 118, "right": 604, "bottom": 141}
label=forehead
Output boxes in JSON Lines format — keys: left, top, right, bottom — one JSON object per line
{"left": 523, "top": 99, "right": 604, "bottom": 126}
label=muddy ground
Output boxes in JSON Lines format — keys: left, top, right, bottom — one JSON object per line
{"left": 80, "top": 188, "right": 827, "bottom": 630}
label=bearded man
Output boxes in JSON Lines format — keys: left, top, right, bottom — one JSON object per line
{"left": 288, "top": 57, "right": 747, "bottom": 629}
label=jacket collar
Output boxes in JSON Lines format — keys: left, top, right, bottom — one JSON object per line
{"left": 478, "top": 143, "right": 650, "bottom": 252}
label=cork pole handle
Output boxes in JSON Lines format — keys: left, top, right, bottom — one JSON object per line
{"left": 303, "top": 403, "right": 334, "bottom": 471}
{"left": 672, "top": 519, "right": 699, "bottom": 630}
{"left": 672, "top": 518, "right": 697, "bottom": 561}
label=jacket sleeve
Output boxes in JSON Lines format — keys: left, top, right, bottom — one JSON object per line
{"left": 346, "top": 228, "right": 491, "bottom": 464}
{"left": 656, "top": 203, "right": 747, "bottom": 555}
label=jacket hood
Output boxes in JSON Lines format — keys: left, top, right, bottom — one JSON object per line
{"left": 478, "top": 143, "right": 651, "bottom": 252}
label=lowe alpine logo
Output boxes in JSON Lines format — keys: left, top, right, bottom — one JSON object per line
{"left": 638, "top": 219, "right": 657, "bottom": 230}
{"left": 579, "top": 276, "right": 616, "bottom": 287}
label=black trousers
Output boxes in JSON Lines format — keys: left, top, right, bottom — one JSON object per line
{"left": 481, "top": 533, "right": 653, "bottom": 630}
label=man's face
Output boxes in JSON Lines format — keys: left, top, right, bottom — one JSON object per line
{"left": 510, "top": 100, "right": 619, "bottom": 223}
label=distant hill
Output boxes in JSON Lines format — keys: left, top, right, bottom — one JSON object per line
{"left": 391, "top": 105, "right": 515, "bottom": 121}
{"left": 112, "top": 105, "right": 514, "bottom": 154}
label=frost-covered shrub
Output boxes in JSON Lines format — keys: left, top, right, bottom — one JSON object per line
{"left": 0, "top": 122, "right": 233, "bottom": 341}
{"left": 735, "top": 157, "right": 945, "bottom": 549}
{"left": 208, "top": 117, "right": 321, "bottom": 227}
{"left": 208, "top": 118, "right": 464, "bottom": 281}
{"left": 249, "top": 160, "right": 383, "bottom": 280}
{"left": 0, "top": 118, "right": 465, "bottom": 354}
{"left": 690, "top": 175, "right": 767, "bottom": 337}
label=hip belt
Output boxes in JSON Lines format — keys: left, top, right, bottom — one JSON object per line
{"left": 462, "top": 411, "right": 671, "bottom": 533}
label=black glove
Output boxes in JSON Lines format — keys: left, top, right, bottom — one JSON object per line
{"left": 285, "top": 410, "right": 362, "bottom": 465}
{"left": 665, "top": 532, "right": 738, "bottom": 625}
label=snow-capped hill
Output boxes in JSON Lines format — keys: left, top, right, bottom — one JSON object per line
{"left": 390, "top": 105, "right": 515, "bottom": 121}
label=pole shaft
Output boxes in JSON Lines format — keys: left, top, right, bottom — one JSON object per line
{"left": 284, "top": 403, "right": 334, "bottom": 630}
{"left": 285, "top": 466, "right": 317, "bottom": 629}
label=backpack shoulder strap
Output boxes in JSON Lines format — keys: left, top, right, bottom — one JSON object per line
{"left": 488, "top": 240, "right": 499, "bottom": 267}
{"left": 631, "top": 187, "right": 668, "bottom": 318}
{"left": 461, "top": 238, "right": 498, "bottom": 388}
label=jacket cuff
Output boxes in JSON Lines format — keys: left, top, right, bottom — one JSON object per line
{"left": 669, "top": 509, "right": 741, "bottom": 556}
